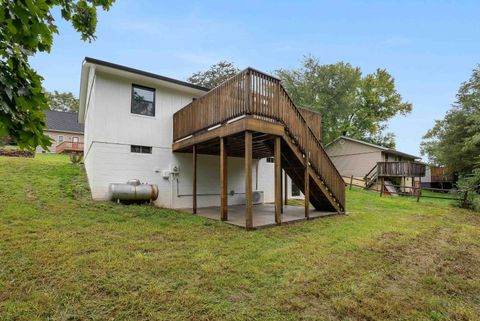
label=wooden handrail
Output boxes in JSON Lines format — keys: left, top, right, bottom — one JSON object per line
{"left": 173, "top": 68, "right": 345, "bottom": 210}
{"left": 364, "top": 164, "right": 378, "bottom": 180}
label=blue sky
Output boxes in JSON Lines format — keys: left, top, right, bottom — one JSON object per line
{"left": 30, "top": 0, "right": 480, "bottom": 158}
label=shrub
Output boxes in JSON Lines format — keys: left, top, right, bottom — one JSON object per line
{"left": 69, "top": 153, "right": 83, "bottom": 165}
{"left": 455, "top": 168, "right": 480, "bottom": 211}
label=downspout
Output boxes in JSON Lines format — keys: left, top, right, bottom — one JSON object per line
{"left": 170, "top": 175, "right": 174, "bottom": 208}
{"left": 255, "top": 159, "right": 259, "bottom": 190}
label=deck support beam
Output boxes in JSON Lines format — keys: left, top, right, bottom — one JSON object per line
{"left": 274, "top": 136, "right": 282, "bottom": 225}
{"left": 245, "top": 131, "right": 253, "bottom": 230}
{"left": 284, "top": 171, "right": 288, "bottom": 207}
{"left": 220, "top": 137, "right": 228, "bottom": 221}
{"left": 192, "top": 144, "right": 197, "bottom": 214}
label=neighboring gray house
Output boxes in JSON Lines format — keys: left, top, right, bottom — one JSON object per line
{"left": 36, "top": 110, "right": 84, "bottom": 154}
{"left": 325, "top": 136, "right": 426, "bottom": 194}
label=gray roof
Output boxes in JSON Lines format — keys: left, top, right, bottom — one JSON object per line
{"left": 326, "top": 136, "right": 420, "bottom": 160}
{"left": 44, "top": 110, "right": 84, "bottom": 133}
{"left": 84, "top": 57, "right": 211, "bottom": 92}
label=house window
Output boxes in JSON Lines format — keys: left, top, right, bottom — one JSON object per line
{"left": 131, "top": 145, "right": 152, "bottom": 154}
{"left": 131, "top": 85, "right": 155, "bottom": 116}
{"left": 292, "top": 183, "right": 300, "bottom": 196}
{"left": 58, "top": 135, "right": 64, "bottom": 143}
{"left": 266, "top": 157, "right": 275, "bottom": 163}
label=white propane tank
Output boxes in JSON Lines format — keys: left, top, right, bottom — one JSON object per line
{"left": 109, "top": 180, "right": 158, "bottom": 202}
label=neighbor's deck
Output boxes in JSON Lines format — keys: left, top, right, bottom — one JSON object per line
{"left": 56, "top": 142, "right": 84, "bottom": 154}
{"left": 377, "top": 161, "right": 426, "bottom": 177}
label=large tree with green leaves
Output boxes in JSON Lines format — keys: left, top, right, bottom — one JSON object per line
{"left": 45, "top": 91, "right": 79, "bottom": 112}
{"left": 187, "top": 61, "right": 239, "bottom": 89}
{"left": 0, "top": 0, "right": 114, "bottom": 150}
{"left": 421, "top": 65, "right": 480, "bottom": 175}
{"left": 276, "top": 56, "right": 412, "bottom": 147}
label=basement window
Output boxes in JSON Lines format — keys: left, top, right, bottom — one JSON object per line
{"left": 131, "top": 145, "right": 152, "bottom": 154}
{"left": 131, "top": 84, "right": 155, "bottom": 117}
{"left": 292, "top": 183, "right": 300, "bottom": 197}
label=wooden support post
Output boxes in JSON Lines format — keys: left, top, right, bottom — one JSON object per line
{"left": 245, "top": 131, "right": 253, "bottom": 230}
{"left": 304, "top": 152, "right": 310, "bottom": 219}
{"left": 280, "top": 169, "right": 284, "bottom": 214}
{"left": 349, "top": 175, "right": 354, "bottom": 190}
{"left": 192, "top": 145, "right": 197, "bottom": 214}
{"left": 274, "top": 136, "right": 282, "bottom": 225}
{"left": 220, "top": 137, "right": 228, "bottom": 221}
{"left": 380, "top": 177, "right": 384, "bottom": 197}
{"left": 415, "top": 178, "right": 422, "bottom": 202}
{"left": 284, "top": 171, "right": 288, "bottom": 206}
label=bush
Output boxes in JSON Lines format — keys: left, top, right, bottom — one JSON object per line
{"left": 455, "top": 168, "right": 480, "bottom": 211}
{"left": 0, "top": 136, "right": 14, "bottom": 147}
{"left": 69, "top": 153, "right": 83, "bottom": 165}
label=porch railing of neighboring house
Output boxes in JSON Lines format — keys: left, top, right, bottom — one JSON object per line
{"left": 377, "top": 161, "right": 426, "bottom": 177}
{"left": 430, "top": 167, "right": 454, "bottom": 182}
{"left": 56, "top": 141, "right": 84, "bottom": 154}
{"left": 173, "top": 68, "right": 345, "bottom": 211}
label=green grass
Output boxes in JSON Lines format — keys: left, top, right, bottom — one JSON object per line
{"left": 1, "top": 154, "right": 480, "bottom": 320}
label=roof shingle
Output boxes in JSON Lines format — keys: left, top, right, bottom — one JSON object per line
{"left": 44, "top": 110, "right": 84, "bottom": 133}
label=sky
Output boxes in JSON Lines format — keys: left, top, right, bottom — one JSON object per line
{"left": 30, "top": 0, "right": 480, "bottom": 159}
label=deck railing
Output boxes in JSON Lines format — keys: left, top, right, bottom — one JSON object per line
{"left": 173, "top": 68, "right": 345, "bottom": 209}
{"left": 56, "top": 141, "right": 84, "bottom": 154}
{"left": 377, "top": 161, "right": 426, "bottom": 177}
{"left": 430, "top": 167, "right": 454, "bottom": 182}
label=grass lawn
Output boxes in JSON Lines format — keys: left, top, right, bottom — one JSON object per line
{"left": 1, "top": 155, "right": 480, "bottom": 320}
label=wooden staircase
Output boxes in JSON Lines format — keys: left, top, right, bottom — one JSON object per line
{"left": 173, "top": 68, "right": 346, "bottom": 213}
{"left": 364, "top": 164, "right": 378, "bottom": 189}
{"left": 282, "top": 138, "right": 342, "bottom": 212}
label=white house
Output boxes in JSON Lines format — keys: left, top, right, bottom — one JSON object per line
{"left": 78, "top": 58, "right": 301, "bottom": 210}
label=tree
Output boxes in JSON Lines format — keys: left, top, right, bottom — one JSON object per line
{"left": 187, "top": 61, "right": 240, "bottom": 89}
{"left": 421, "top": 65, "right": 480, "bottom": 175}
{"left": 45, "top": 91, "right": 80, "bottom": 112}
{"left": 276, "top": 56, "right": 412, "bottom": 147}
{"left": 0, "top": 0, "right": 114, "bottom": 150}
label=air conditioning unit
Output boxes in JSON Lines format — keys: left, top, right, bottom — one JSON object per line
{"left": 252, "top": 191, "right": 264, "bottom": 205}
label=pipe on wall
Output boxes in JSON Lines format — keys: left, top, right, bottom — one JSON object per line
{"left": 171, "top": 158, "right": 260, "bottom": 198}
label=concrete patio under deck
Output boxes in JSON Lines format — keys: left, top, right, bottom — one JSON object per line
{"left": 192, "top": 203, "right": 339, "bottom": 229}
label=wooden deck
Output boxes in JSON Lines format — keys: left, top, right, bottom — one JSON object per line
{"left": 172, "top": 68, "right": 346, "bottom": 229}
{"left": 377, "top": 161, "right": 426, "bottom": 177}
{"left": 56, "top": 142, "right": 84, "bottom": 154}
{"left": 430, "top": 166, "right": 454, "bottom": 182}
